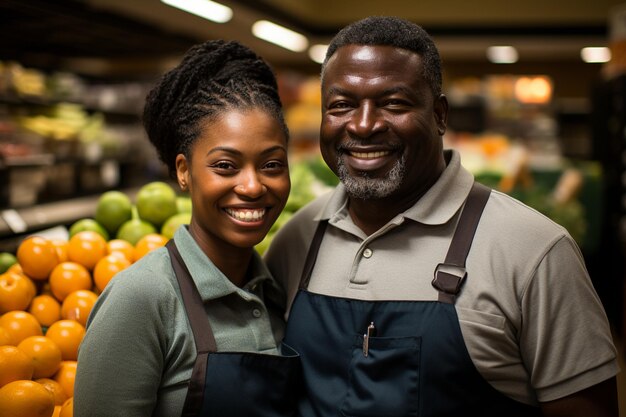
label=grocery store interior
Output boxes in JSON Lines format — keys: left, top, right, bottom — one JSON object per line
{"left": 1, "top": 0, "right": 626, "bottom": 410}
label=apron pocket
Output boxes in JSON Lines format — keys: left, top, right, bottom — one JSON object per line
{"left": 340, "top": 335, "right": 421, "bottom": 417}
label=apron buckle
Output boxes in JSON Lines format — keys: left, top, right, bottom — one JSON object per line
{"left": 432, "top": 263, "right": 467, "bottom": 296}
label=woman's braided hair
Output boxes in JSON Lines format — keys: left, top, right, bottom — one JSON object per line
{"left": 143, "top": 39, "right": 288, "bottom": 177}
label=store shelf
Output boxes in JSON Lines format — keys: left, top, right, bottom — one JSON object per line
{"left": 0, "top": 187, "right": 139, "bottom": 252}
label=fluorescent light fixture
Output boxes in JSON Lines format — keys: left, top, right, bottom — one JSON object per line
{"left": 161, "top": 0, "right": 232, "bottom": 23}
{"left": 308, "top": 44, "right": 328, "bottom": 64}
{"left": 252, "top": 20, "right": 308, "bottom": 52}
{"left": 486, "top": 46, "right": 519, "bottom": 64}
{"left": 581, "top": 47, "right": 611, "bottom": 63}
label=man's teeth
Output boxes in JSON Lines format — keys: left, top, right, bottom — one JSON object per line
{"left": 350, "top": 151, "right": 390, "bottom": 159}
{"left": 225, "top": 208, "right": 266, "bottom": 222}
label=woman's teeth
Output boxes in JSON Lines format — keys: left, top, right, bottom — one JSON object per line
{"left": 225, "top": 208, "right": 266, "bottom": 222}
{"left": 350, "top": 151, "right": 390, "bottom": 159}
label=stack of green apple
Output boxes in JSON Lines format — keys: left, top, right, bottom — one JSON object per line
{"left": 69, "top": 182, "right": 192, "bottom": 246}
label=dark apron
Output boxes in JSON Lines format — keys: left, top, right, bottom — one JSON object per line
{"left": 166, "top": 241, "right": 301, "bottom": 417}
{"left": 283, "top": 182, "right": 542, "bottom": 417}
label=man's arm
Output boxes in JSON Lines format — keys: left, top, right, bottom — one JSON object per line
{"left": 540, "top": 377, "right": 619, "bottom": 417}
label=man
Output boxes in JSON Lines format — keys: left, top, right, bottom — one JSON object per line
{"left": 265, "top": 16, "right": 620, "bottom": 416}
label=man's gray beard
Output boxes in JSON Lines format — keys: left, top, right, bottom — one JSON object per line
{"left": 336, "top": 155, "right": 406, "bottom": 200}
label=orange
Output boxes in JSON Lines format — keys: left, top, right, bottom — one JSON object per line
{"left": 0, "top": 326, "right": 11, "bottom": 345}
{"left": 106, "top": 238, "right": 134, "bottom": 262}
{"left": 93, "top": 254, "right": 131, "bottom": 292}
{"left": 50, "top": 240, "right": 69, "bottom": 263}
{"left": 16, "top": 236, "right": 59, "bottom": 281}
{"left": 29, "top": 295, "right": 62, "bottom": 327}
{"left": 45, "top": 320, "right": 85, "bottom": 361}
{"left": 48, "top": 262, "right": 92, "bottom": 303}
{"left": 17, "top": 336, "right": 62, "bottom": 379}
{"left": 133, "top": 233, "right": 168, "bottom": 261}
{"left": 53, "top": 360, "right": 77, "bottom": 398}
{"left": 52, "top": 405, "right": 62, "bottom": 417}
{"left": 35, "top": 378, "right": 67, "bottom": 406}
{"left": 0, "top": 346, "right": 34, "bottom": 388}
{"left": 67, "top": 231, "right": 107, "bottom": 271}
{"left": 60, "top": 290, "right": 98, "bottom": 327}
{"left": 0, "top": 379, "right": 56, "bottom": 417}
{"left": 59, "top": 396, "right": 73, "bottom": 417}
{"left": 0, "top": 311, "right": 43, "bottom": 345}
{"left": 0, "top": 271, "right": 35, "bottom": 314}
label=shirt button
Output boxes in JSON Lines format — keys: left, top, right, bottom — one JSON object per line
{"left": 252, "top": 309, "right": 262, "bottom": 318}
{"left": 363, "top": 248, "right": 373, "bottom": 258}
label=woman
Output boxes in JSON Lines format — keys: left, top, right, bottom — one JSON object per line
{"left": 74, "top": 40, "right": 298, "bottom": 417}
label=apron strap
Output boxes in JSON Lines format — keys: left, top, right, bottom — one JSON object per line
{"left": 166, "top": 240, "right": 217, "bottom": 416}
{"left": 432, "top": 182, "right": 491, "bottom": 303}
{"left": 299, "top": 220, "right": 328, "bottom": 290}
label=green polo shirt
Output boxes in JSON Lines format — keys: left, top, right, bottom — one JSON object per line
{"left": 74, "top": 226, "right": 285, "bottom": 417}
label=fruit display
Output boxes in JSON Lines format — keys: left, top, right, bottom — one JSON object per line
{"left": 0, "top": 181, "right": 189, "bottom": 416}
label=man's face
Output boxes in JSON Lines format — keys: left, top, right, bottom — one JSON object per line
{"left": 320, "top": 44, "right": 447, "bottom": 201}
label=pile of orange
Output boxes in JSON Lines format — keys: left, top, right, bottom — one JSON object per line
{"left": 0, "top": 230, "right": 168, "bottom": 417}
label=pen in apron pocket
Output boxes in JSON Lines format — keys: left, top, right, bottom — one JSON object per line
{"left": 362, "top": 322, "right": 376, "bottom": 357}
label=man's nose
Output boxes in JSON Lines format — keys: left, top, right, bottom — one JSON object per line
{"left": 346, "top": 102, "right": 387, "bottom": 138}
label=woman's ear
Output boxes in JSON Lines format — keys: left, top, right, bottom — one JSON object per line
{"left": 175, "top": 154, "right": 190, "bottom": 191}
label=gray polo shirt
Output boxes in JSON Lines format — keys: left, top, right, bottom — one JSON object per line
{"left": 75, "top": 226, "right": 285, "bottom": 417}
{"left": 265, "top": 149, "right": 619, "bottom": 406}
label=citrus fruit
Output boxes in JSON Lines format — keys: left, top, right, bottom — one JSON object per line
{"left": 160, "top": 212, "right": 191, "bottom": 239}
{"left": 45, "top": 320, "right": 85, "bottom": 361}
{"left": 60, "top": 290, "right": 98, "bottom": 327}
{"left": 17, "top": 336, "right": 62, "bottom": 379}
{"left": 95, "top": 190, "right": 132, "bottom": 235}
{"left": 0, "top": 271, "right": 35, "bottom": 314}
{"left": 116, "top": 217, "right": 157, "bottom": 246}
{"left": 59, "top": 396, "right": 73, "bottom": 417}
{"left": 67, "top": 231, "right": 107, "bottom": 271}
{"left": 0, "top": 252, "right": 17, "bottom": 274}
{"left": 35, "top": 378, "right": 67, "bottom": 406}
{"left": 53, "top": 361, "right": 77, "bottom": 398}
{"left": 106, "top": 239, "right": 134, "bottom": 263}
{"left": 68, "top": 219, "right": 109, "bottom": 241}
{"left": 136, "top": 181, "right": 178, "bottom": 228}
{"left": 0, "top": 311, "right": 43, "bottom": 345}
{"left": 48, "top": 262, "right": 92, "bottom": 302}
{"left": 29, "top": 295, "right": 62, "bottom": 327}
{"left": 0, "top": 326, "right": 11, "bottom": 345}
{"left": 93, "top": 254, "right": 131, "bottom": 292}
{"left": 0, "top": 346, "right": 34, "bottom": 388}
{"left": 133, "top": 233, "right": 168, "bottom": 261}
{"left": 0, "top": 379, "right": 56, "bottom": 417}
{"left": 176, "top": 195, "right": 192, "bottom": 213}
{"left": 50, "top": 240, "right": 69, "bottom": 263}
{"left": 16, "top": 236, "right": 59, "bottom": 280}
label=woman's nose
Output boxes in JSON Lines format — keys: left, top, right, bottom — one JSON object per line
{"left": 234, "top": 171, "right": 267, "bottom": 198}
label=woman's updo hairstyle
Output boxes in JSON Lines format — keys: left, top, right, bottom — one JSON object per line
{"left": 143, "top": 40, "right": 288, "bottom": 177}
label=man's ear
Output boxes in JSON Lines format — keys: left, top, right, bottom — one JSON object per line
{"left": 175, "top": 154, "right": 189, "bottom": 191}
{"left": 434, "top": 94, "right": 449, "bottom": 136}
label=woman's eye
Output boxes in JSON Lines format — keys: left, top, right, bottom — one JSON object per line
{"left": 211, "top": 161, "right": 235, "bottom": 170}
{"left": 264, "top": 160, "right": 286, "bottom": 171}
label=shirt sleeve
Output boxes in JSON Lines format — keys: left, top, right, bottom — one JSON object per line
{"left": 519, "top": 235, "right": 620, "bottom": 402}
{"left": 74, "top": 265, "right": 174, "bottom": 417}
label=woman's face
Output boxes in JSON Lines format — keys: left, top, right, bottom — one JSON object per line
{"left": 176, "top": 108, "right": 290, "bottom": 252}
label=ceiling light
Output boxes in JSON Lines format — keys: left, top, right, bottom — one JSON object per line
{"left": 252, "top": 20, "right": 308, "bottom": 52}
{"left": 161, "top": 0, "right": 232, "bottom": 23}
{"left": 581, "top": 47, "right": 611, "bottom": 63}
{"left": 486, "top": 46, "right": 519, "bottom": 64}
{"left": 308, "top": 44, "right": 328, "bottom": 64}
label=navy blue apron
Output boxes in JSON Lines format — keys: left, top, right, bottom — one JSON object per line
{"left": 283, "top": 182, "right": 541, "bottom": 416}
{"left": 166, "top": 241, "right": 301, "bottom": 417}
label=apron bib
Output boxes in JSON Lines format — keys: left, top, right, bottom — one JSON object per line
{"left": 283, "top": 182, "right": 541, "bottom": 417}
{"left": 166, "top": 241, "right": 301, "bottom": 417}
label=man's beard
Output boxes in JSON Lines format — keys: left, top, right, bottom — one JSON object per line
{"left": 336, "top": 155, "right": 406, "bottom": 200}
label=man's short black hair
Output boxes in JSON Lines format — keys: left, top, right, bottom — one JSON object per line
{"left": 322, "top": 16, "right": 443, "bottom": 96}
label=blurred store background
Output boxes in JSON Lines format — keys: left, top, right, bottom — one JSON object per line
{"left": 1, "top": 0, "right": 626, "bottom": 379}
